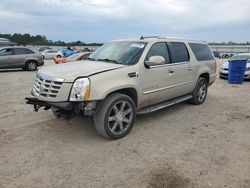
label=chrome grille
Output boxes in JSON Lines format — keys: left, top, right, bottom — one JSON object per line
{"left": 32, "top": 74, "right": 64, "bottom": 98}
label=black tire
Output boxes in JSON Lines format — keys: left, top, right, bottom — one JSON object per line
{"left": 93, "top": 93, "right": 136, "bottom": 139}
{"left": 189, "top": 77, "right": 208, "bottom": 105}
{"left": 25, "top": 61, "right": 37, "bottom": 71}
{"left": 56, "top": 55, "right": 62, "bottom": 58}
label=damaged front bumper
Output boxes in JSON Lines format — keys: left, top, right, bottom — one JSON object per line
{"left": 25, "top": 97, "right": 95, "bottom": 116}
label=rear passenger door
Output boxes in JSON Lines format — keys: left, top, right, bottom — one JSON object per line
{"left": 166, "top": 42, "right": 195, "bottom": 95}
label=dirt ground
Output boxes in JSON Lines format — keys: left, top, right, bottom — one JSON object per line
{"left": 0, "top": 59, "right": 249, "bottom": 188}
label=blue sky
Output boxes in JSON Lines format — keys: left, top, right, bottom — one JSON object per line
{"left": 0, "top": 0, "right": 249, "bottom": 43}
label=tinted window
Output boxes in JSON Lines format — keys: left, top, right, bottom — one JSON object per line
{"left": 189, "top": 43, "right": 214, "bottom": 61}
{"left": 13, "top": 48, "right": 27, "bottom": 55}
{"left": 0, "top": 48, "right": 14, "bottom": 56}
{"left": 168, "top": 42, "right": 189, "bottom": 63}
{"left": 25, "top": 49, "right": 35, "bottom": 54}
{"left": 146, "top": 43, "right": 170, "bottom": 64}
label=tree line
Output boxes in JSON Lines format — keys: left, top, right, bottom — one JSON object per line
{"left": 0, "top": 33, "right": 103, "bottom": 46}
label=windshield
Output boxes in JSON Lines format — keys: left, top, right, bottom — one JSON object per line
{"left": 88, "top": 41, "right": 147, "bottom": 65}
{"left": 68, "top": 53, "right": 79, "bottom": 60}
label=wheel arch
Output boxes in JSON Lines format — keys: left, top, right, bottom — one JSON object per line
{"left": 199, "top": 72, "right": 210, "bottom": 84}
{"left": 25, "top": 59, "right": 38, "bottom": 66}
{"left": 104, "top": 87, "right": 138, "bottom": 107}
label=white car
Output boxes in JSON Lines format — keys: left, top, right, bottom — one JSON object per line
{"left": 41, "top": 50, "right": 63, "bottom": 59}
{"left": 219, "top": 53, "right": 250, "bottom": 79}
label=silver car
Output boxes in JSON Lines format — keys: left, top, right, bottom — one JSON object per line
{"left": 0, "top": 46, "right": 44, "bottom": 71}
{"left": 219, "top": 53, "right": 250, "bottom": 79}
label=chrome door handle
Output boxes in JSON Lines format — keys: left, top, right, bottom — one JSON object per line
{"left": 168, "top": 70, "right": 174, "bottom": 73}
{"left": 187, "top": 67, "right": 193, "bottom": 70}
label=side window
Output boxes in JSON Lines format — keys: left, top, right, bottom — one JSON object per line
{"left": 13, "top": 48, "right": 27, "bottom": 55}
{"left": 146, "top": 43, "right": 170, "bottom": 64}
{"left": 25, "top": 49, "right": 35, "bottom": 54}
{"left": 168, "top": 42, "right": 189, "bottom": 63}
{"left": 0, "top": 48, "right": 14, "bottom": 56}
{"left": 189, "top": 43, "right": 214, "bottom": 61}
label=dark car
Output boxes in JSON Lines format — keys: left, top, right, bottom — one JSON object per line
{"left": 0, "top": 46, "right": 44, "bottom": 71}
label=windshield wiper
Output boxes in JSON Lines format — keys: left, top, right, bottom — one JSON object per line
{"left": 97, "top": 58, "right": 119, "bottom": 64}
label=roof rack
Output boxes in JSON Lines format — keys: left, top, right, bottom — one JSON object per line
{"left": 140, "top": 36, "right": 166, "bottom": 40}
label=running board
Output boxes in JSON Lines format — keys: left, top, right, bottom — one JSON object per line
{"left": 137, "top": 95, "right": 192, "bottom": 115}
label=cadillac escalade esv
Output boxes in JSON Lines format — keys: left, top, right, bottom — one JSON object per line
{"left": 26, "top": 36, "right": 216, "bottom": 139}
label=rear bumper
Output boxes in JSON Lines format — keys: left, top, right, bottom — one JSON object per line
{"left": 209, "top": 73, "right": 217, "bottom": 86}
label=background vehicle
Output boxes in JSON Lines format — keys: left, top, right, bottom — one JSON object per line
{"left": 38, "top": 47, "right": 52, "bottom": 52}
{"left": 219, "top": 53, "right": 250, "bottom": 79}
{"left": 0, "top": 38, "right": 16, "bottom": 46}
{"left": 53, "top": 52, "right": 91, "bottom": 64}
{"left": 0, "top": 46, "right": 44, "bottom": 71}
{"left": 41, "top": 50, "right": 63, "bottom": 59}
{"left": 60, "top": 49, "right": 75, "bottom": 57}
{"left": 26, "top": 36, "right": 216, "bottom": 139}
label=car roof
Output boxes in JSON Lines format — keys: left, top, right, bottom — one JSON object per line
{"left": 0, "top": 46, "right": 33, "bottom": 50}
{"left": 111, "top": 36, "right": 207, "bottom": 44}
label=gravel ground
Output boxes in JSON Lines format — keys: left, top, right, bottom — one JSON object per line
{"left": 0, "top": 59, "right": 249, "bottom": 188}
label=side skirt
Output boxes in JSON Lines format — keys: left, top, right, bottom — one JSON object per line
{"left": 137, "top": 94, "right": 192, "bottom": 115}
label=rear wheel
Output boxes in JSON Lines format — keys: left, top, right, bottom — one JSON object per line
{"left": 26, "top": 61, "right": 37, "bottom": 71}
{"left": 94, "top": 93, "right": 136, "bottom": 139}
{"left": 189, "top": 77, "right": 208, "bottom": 105}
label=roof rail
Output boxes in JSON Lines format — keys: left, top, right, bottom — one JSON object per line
{"left": 140, "top": 36, "right": 166, "bottom": 40}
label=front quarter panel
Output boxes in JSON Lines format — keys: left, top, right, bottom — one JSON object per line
{"left": 88, "top": 65, "right": 140, "bottom": 104}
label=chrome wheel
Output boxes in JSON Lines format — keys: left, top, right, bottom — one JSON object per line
{"left": 27, "top": 62, "right": 37, "bottom": 71}
{"left": 107, "top": 101, "right": 133, "bottom": 135}
{"left": 197, "top": 80, "right": 207, "bottom": 103}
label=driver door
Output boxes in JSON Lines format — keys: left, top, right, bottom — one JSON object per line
{"left": 140, "top": 42, "right": 176, "bottom": 106}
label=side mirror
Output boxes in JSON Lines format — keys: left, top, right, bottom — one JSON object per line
{"left": 145, "top": 56, "right": 165, "bottom": 68}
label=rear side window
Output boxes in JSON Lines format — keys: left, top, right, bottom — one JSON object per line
{"left": 13, "top": 48, "right": 27, "bottom": 55}
{"left": 189, "top": 43, "right": 214, "bottom": 61}
{"left": 25, "top": 49, "right": 35, "bottom": 54}
{"left": 146, "top": 43, "right": 171, "bottom": 64}
{"left": 168, "top": 42, "right": 189, "bottom": 63}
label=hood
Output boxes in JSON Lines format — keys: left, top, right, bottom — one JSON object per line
{"left": 38, "top": 60, "right": 125, "bottom": 82}
{"left": 221, "top": 61, "right": 250, "bottom": 69}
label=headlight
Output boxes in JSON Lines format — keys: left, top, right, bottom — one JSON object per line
{"left": 70, "top": 78, "right": 90, "bottom": 101}
{"left": 246, "top": 67, "right": 250, "bottom": 71}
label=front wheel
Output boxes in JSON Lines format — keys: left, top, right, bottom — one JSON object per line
{"left": 94, "top": 93, "right": 136, "bottom": 139}
{"left": 189, "top": 77, "right": 208, "bottom": 105}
